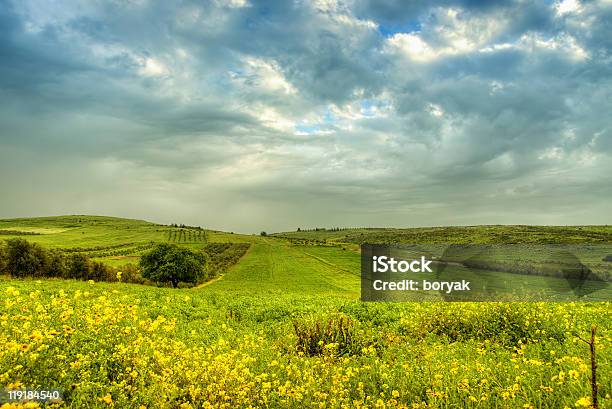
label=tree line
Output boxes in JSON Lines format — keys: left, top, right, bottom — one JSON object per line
{"left": 295, "top": 227, "right": 387, "bottom": 232}
{"left": 0, "top": 238, "right": 140, "bottom": 282}
{"left": 0, "top": 230, "right": 41, "bottom": 236}
{"left": 0, "top": 238, "right": 209, "bottom": 288}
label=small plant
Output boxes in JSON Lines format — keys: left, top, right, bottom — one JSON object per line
{"left": 292, "top": 316, "right": 367, "bottom": 357}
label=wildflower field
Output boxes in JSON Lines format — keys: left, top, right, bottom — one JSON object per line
{"left": 0, "top": 217, "right": 610, "bottom": 408}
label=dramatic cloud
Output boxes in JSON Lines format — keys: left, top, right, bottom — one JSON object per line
{"left": 0, "top": 0, "right": 610, "bottom": 232}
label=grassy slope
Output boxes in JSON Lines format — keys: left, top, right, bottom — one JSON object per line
{"left": 209, "top": 239, "right": 359, "bottom": 297}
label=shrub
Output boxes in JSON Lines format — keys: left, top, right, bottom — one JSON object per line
{"left": 89, "top": 260, "right": 113, "bottom": 282}
{"left": 47, "top": 250, "right": 67, "bottom": 277}
{"left": 0, "top": 242, "right": 6, "bottom": 273}
{"left": 4, "top": 238, "right": 50, "bottom": 277}
{"left": 399, "top": 303, "right": 566, "bottom": 346}
{"left": 1, "top": 239, "right": 201, "bottom": 286}
{"left": 292, "top": 316, "right": 369, "bottom": 357}
{"left": 117, "top": 263, "right": 144, "bottom": 284}
{"left": 67, "top": 253, "right": 90, "bottom": 280}
{"left": 140, "top": 243, "right": 208, "bottom": 288}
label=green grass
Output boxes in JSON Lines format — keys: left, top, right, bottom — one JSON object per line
{"left": 211, "top": 239, "right": 359, "bottom": 297}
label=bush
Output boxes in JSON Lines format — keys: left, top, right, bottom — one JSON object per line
{"left": 0, "top": 242, "right": 6, "bottom": 273}
{"left": 399, "top": 303, "right": 566, "bottom": 346}
{"left": 89, "top": 260, "right": 113, "bottom": 282}
{"left": 46, "top": 250, "right": 67, "bottom": 278}
{"left": 1, "top": 239, "right": 200, "bottom": 286}
{"left": 4, "top": 238, "right": 50, "bottom": 278}
{"left": 140, "top": 243, "right": 208, "bottom": 288}
{"left": 1, "top": 238, "right": 144, "bottom": 284}
{"left": 292, "top": 316, "right": 369, "bottom": 357}
{"left": 117, "top": 263, "right": 144, "bottom": 284}
{"left": 67, "top": 253, "right": 90, "bottom": 280}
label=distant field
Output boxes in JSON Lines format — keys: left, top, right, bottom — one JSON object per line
{"left": 0, "top": 216, "right": 610, "bottom": 408}
{"left": 0, "top": 227, "right": 70, "bottom": 234}
{"left": 274, "top": 225, "right": 612, "bottom": 244}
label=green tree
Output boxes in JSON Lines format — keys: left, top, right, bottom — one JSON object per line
{"left": 140, "top": 243, "right": 207, "bottom": 288}
{"left": 5, "top": 238, "right": 49, "bottom": 277}
{"left": 68, "top": 253, "right": 90, "bottom": 280}
{"left": 47, "top": 250, "right": 67, "bottom": 278}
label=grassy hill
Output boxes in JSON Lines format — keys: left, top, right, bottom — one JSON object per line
{"left": 0, "top": 216, "right": 610, "bottom": 407}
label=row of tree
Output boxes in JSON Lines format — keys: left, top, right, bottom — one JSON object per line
{"left": 167, "top": 229, "right": 207, "bottom": 243}
{"left": 296, "top": 227, "right": 350, "bottom": 232}
{"left": 0, "top": 238, "right": 122, "bottom": 282}
{"left": 167, "top": 223, "right": 205, "bottom": 230}
{"left": 0, "top": 239, "right": 208, "bottom": 288}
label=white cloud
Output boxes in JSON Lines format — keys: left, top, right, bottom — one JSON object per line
{"left": 386, "top": 33, "right": 438, "bottom": 62}
{"left": 386, "top": 7, "right": 506, "bottom": 62}
{"left": 428, "top": 103, "right": 444, "bottom": 117}
{"left": 247, "top": 105, "right": 296, "bottom": 132}
{"left": 555, "top": 0, "right": 582, "bottom": 16}
{"left": 519, "top": 33, "right": 589, "bottom": 61}
{"left": 222, "top": 0, "right": 250, "bottom": 8}
{"left": 235, "top": 57, "right": 297, "bottom": 95}
{"left": 538, "top": 146, "right": 564, "bottom": 160}
{"left": 138, "top": 57, "right": 169, "bottom": 77}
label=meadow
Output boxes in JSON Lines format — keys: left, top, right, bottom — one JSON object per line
{"left": 0, "top": 217, "right": 611, "bottom": 408}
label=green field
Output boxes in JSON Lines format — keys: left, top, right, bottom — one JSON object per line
{"left": 1, "top": 216, "right": 611, "bottom": 408}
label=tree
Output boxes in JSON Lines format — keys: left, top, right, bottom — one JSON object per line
{"left": 68, "top": 253, "right": 90, "bottom": 280}
{"left": 89, "top": 261, "right": 111, "bottom": 281}
{"left": 140, "top": 243, "right": 207, "bottom": 288}
{"left": 47, "top": 250, "right": 67, "bottom": 278}
{"left": 5, "top": 238, "right": 49, "bottom": 277}
{"left": 260, "top": 231, "right": 267, "bottom": 236}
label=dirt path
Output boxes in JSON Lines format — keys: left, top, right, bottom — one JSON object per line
{"left": 195, "top": 274, "right": 225, "bottom": 288}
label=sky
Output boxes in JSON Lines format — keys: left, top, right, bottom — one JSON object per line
{"left": 0, "top": 0, "right": 611, "bottom": 233}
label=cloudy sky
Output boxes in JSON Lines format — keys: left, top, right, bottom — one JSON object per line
{"left": 0, "top": 0, "right": 611, "bottom": 232}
